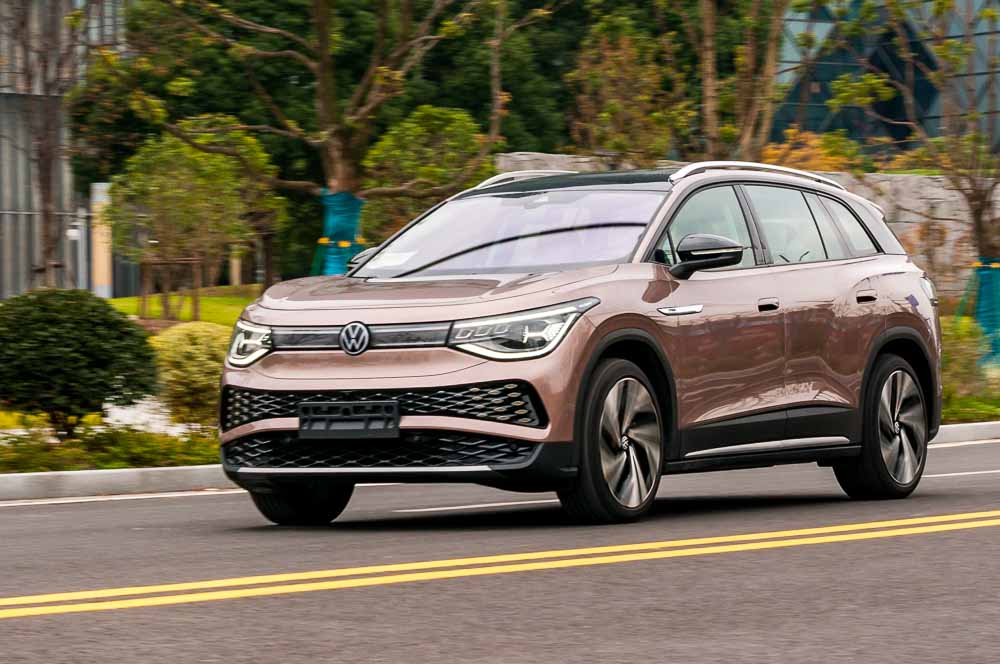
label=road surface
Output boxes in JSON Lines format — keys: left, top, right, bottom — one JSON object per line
{"left": 2, "top": 438, "right": 999, "bottom": 663}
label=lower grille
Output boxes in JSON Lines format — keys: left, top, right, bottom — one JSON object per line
{"left": 222, "top": 382, "right": 546, "bottom": 431}
{"left": 224, "top": 431, "right": 538, "bottom": 469}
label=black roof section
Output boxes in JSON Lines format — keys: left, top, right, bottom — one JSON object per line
{"left": 454, "top": 169, "right": 679, "bottom": 198}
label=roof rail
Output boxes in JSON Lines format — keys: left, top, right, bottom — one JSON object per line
{"left": 668, "top": 161, "right": 846, "bottom": 191}
{"left": 474, "top": 170, "right": 577, "bottom": 190}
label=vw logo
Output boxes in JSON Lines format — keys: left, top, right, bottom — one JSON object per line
{"left": 339, "top": 322, "right": 371, "bottom": 355}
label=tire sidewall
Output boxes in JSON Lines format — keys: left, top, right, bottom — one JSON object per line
{"left": 579, "top": 358, "right": 665, "bottom": 520}
{"left": 864, "top": 355, "right": 928, "bottom": 492}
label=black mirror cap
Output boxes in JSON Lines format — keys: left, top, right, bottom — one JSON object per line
{"left": 346, "top": 245, "right": 379, "bottom": 272}
{"left": 669, "top": 233, "right": 743, "bottom": 279}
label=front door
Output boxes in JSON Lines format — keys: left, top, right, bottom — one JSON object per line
{"left": 653, "top": 184, "right": 787, "bottom": 456}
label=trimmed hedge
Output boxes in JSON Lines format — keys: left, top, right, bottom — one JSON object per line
{"left": 0, "top": 289, "right": 156, "bottom": 438}
{"left": 150, "top": 321, "right": 231, "bottom": 426}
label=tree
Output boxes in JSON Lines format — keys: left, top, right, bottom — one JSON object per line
{"left": 0, "top": 1, "right": 97, "bottom": 287}
{"left": 107, "top": 116, "right": 285, "bottom": 317}
{"left": 92, "top": 0, "right": 562, "bottom": 263}
{"left": 360, "top": 105, "right": 496, "bottom": 243}
{"left": 0, "top": 290, "right": 156, "bottom": 439}
{"left": 674, "top": 0, "right": 794, "bottom": 159}
{"left": 566, "top": 12, "right": 694, "bottom": 167}
{"left": 823, "top": 0, "right": 999, "bottom": 257}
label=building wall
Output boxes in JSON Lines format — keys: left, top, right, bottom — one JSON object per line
{"left": 0, "top": 0, "right": 127, "bottom": 298}
{"left": 774, "top": 1, "right": 999, "bottom": 148}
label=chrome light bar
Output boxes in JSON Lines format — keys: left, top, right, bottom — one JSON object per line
{"left": 668, "top": 161, "right": 846, "bottom": 191}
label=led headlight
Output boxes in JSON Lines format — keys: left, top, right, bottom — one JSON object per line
{"left": 228, "top": 320, "right": 273, "bottom": 367}
{"left": 448, "top": 298, "right": 599, "bottom": 360}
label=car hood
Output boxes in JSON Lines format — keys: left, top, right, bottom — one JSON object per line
{"left": 244, "top": 265, "right": 618, "bottom": 325}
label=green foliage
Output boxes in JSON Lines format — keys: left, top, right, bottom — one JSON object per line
{"left": 0, "top": 290, "right": 157, "bottom": 438}
{"left": 566, "top": 12, "right": 693, "bottom": 166}
{"left": 940, "top": 317, "right": 988, "bottom": 401}
{"left": 0, "top": 428, "right": 219, "bottom": 473}
{"left": 107, "top": 116, "right": 284, "bottom": 270}
{"left": 360, "top": 105, "right": 495, "bottom": 243}
{"left": 149, "top": 322, "right": 231, "bottom": 426}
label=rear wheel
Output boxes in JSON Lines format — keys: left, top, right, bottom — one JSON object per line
{"left": 834, "top": 354, "right": 927, "bottom": 499}
{"left": 250, "top": 483, "right": 354, "bottom": 526}
{"left": 558, "top": 359, "right": 664, "bottom": 523}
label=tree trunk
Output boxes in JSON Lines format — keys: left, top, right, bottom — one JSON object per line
{"left": 32, "top": 96, "right": 63, "bottom": 288}
{"left": 699, "top": 0, "right": 721, "bottom": 158}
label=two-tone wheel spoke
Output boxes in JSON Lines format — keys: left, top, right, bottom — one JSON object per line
{"left": 878, "top": 370, "right": 926, "bottom": 485}
{"left": 598, "top": 378, "right": 662, "bottom": 508}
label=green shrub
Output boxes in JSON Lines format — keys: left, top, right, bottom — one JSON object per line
{"left": 940, "top": 316, "right": 988, "bottom": 401}
{"left": 150, "top": 321, "right": 231, "bottom": 425}
{"left": 0, "top": 427, "right": 219, "bottom": 472}
{"left": 0, "top": 289, "right": 156, "bottom": 438}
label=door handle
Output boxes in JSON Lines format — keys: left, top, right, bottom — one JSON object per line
{"left": 856, "top": 289, "right": 877, "bottom": 303}
{"left": 757, "top": 297, "right": 780, "bottom": 312}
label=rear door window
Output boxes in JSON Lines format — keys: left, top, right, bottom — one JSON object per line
{"left": 744, "top": 185, "right": 827, "bottom": 264}
{"left": 821, "top": 196, "right": 879, "bottom": 256}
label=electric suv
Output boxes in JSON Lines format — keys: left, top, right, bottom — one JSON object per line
{"left": 221, "top": 161, "right": 942, "bottom": 525}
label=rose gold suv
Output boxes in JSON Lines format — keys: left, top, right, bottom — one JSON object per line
{"left": 221, "top": 162, "right": 941, "bottom": 525}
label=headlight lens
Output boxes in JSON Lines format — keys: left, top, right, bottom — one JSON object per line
{"left": 228, "top": 320, "right": 272, "bottom": 366}
{"left": 448, "top": 298, "right": 599, "bottom": 360}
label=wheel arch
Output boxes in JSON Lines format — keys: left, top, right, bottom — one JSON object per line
{"left": 863, "top": 326, "right": 940, "bottom": 440}
{"left": 575, "top": 328, "right": 680, "bottom": 461}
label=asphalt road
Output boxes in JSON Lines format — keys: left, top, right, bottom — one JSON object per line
{"left": 2, "top": 439, "right": 999, "bottom": 663}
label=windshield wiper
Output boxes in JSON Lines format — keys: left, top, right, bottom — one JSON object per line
{"left": 392, "top": 222, "right": 646, "bottom": 278}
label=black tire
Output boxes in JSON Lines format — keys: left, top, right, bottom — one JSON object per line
{"left": 834, "top": 354, "right": 928, "bottom": 499}
{"left": 558, "top": 358, "right": 665, "bottom": 524}
{"left": 250, "top": 483, "right": 354, "bottom": 526}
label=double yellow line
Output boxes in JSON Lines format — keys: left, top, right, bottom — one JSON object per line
{"left": 3, "top": 509, "right": 1000, "bottom": 620}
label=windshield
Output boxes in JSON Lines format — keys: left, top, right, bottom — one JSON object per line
{"left": 355, "top": 190, "right": 666, "bottom": 278}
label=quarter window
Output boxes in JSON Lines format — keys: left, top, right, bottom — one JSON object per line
{"left": 822, "top": 197, "right": 878, "bottom": 256}
{"left": 804, "top": 192, "right": 849, "bottom": 260}
{"left": 662, "top": 186, "right": 754, "bottom": 268}
{"left": 745, "top": 185, "right": 826, "bottom": 264}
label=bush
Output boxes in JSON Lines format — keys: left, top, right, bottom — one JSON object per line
{"left": 150, "top": 321, "right": 231, "bottom": 425}
{"left": 0, "top": 427, "right": 219, "bottom": 472}
{"left": 940, "top": 316, "right": 988, "bottom": 401}
{"left": 0, "top": 289, "right": 156, "bottom": 438}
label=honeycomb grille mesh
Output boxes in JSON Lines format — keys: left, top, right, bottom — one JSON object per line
{"left": 223, "top": 431, "right": 538, "bottom": 469}
{"left": 222, "top": 382, "right": 545, "bottom": 431}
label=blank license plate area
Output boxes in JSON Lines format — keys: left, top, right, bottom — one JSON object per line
{"left": 298, "top": 401, "right": 400, "bottom": 439}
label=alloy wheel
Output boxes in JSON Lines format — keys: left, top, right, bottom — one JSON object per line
{"left": 878, "top": 369, "right": 926, "bottom": 485}
{"left": 598, "top": 377, "right": 662, "bottom": 508}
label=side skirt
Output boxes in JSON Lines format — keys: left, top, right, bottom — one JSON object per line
{"left": 663, "top": 443, "right": 861, "bottom": 475}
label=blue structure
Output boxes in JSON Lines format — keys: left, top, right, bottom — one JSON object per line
{"left": 312, "top": 191, "right": 365, "bottom": 276}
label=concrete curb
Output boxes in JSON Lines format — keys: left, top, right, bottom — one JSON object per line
{"left": 930, "top": 421, "right": 1000, "bottom": 445}
{"left": 1, "top": 421, "right": 999, "bottom": 501}
{"left": 0, "top": 465, "right": 234, "bottom": 501}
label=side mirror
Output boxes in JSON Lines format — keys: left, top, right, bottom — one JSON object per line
{"left": 669, "top": 234, "right": 744, "bottom": 279}
{"left": 347, "top": 245, "right": 379, "bottom": 272}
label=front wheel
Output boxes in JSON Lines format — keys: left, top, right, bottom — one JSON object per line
{"left": 834, "top": 354, "right": 928, "bottom": 499}
{"left": 250, "top": 483, "right": 354, "bottom": 526}
{"left": 558, "top": 358, "right": 664, "bottom": 523}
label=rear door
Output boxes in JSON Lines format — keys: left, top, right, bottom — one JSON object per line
{"left": 652, "top": 184, "right": 787, "bottom": 456}
{"left": 743, "top": 184, "right": 884, "bottom": 442}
